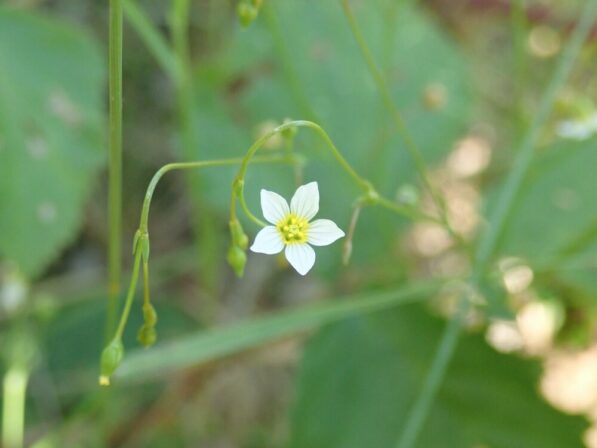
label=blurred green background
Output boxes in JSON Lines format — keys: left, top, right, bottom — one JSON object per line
{"left": 1, "top": 0, "right": 597, "bottom": 446}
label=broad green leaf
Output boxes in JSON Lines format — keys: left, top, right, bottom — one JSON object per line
{"left": 290, "top": 305, "right": 587, "bottom": 448}
{"left": 0, "top": 9, "right": 105, "bottom": 278}
{"left": 500, "top": 137, "right": 597, "bottom": 261}
{"left": 116, "top": 282, "right": 439, "bottom": 381}
{"left": 497, "top": 137, "right": 597, "bottom": 298}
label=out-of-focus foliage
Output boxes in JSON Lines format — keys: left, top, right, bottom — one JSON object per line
{"left": 0, "top": 8, "right": 104, "bottom": 278}
{"left": 290, "top": 305, "right": 587, "bottom": 448}
{"left": 0, "top": 0, "right": 596, "bottom": 447}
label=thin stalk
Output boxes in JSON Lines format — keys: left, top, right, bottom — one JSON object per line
{"left": 114, "top": 251, "right": 142, "bottom": 340}
{"left": 340, "top": 0, "right": 455, "bottom": 241}
{"left": 230, "top": 120, "right": 438, "bottom": 226}
{"left": 107, "top": 0, "right": 124, "bottom": 338}
{"left": 397, "top": 2, "right": 597, "bottom": 447}
{"left": 139, "top": 155, "right": 294, "bottom": 233}
{"left": 2, "top": 366, "right": 29, "bottom": 448}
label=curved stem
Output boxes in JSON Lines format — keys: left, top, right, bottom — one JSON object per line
{"left": 139, "top": 155, "right": 294, "bottom": 233}
{"left": 232, "top": 120, "right": 439, "bottom": 228}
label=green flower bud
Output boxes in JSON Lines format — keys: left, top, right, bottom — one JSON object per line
{"left": 142, "top": 302, "right": 158, "bottom": 327}
{"left": 229, "top": 220, "right": 249, "bottom": 250}
{"left": 99, "top": 338, "right": 124, "bottom": 386}
{"left": 237, "top": 2, "right": 258, "bottom": 27}
{"left": 227, "top": 245, "right": 247, "bottom": 277}
{"left": 137, "top": 325, "right": 157, "bottom": 348}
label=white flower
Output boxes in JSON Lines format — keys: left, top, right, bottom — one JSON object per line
{"left": 250, "top": 181, "right": 345, "bottom": 275}
{"left": 556, "top": 113, "right": 597, "bottom": 140}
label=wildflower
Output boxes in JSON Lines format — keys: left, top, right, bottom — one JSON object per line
{"left": 556, "top": 112, "right": 597, "bottom": 140}
{"left": 250, "top": 182, "right": 345, "bottom": 275}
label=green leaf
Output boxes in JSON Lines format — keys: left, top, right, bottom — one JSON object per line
{"left": 500, "top": 136, "right": 597, "bottom": 261}
{"left": 116, "top": 283, "right": 439, "bottom": 381}
{"left": 290, "top": 305, "right": 587, "bottom": 448}
{"left": 0, "top": 9, "right": 105, "bottom": 277}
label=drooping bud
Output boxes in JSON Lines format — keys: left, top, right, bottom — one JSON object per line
{"left": 229, "top": 219, "right": 249, "bottom": 250}
{"left": 99, "top": 338, "right": 124, "bottom": 386}
{"left": 227, "top": 245, "right": 247, "bottom": 277}
{"left": 137, "top": 325, "right": 157, "bottom": 348}
{"left": 142, "top": 302, "right": 158, "bottom": 327}
{"left": 237, "top": 2, "right": 258, "bottom": 27}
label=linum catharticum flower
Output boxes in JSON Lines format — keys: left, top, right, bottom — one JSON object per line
{"left": 250, "top": 181, "right": 345, "bottom": 275}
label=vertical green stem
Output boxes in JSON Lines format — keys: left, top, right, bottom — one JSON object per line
{"left": 397, "top": 2, "right": 597, "bottom": 446}
{"left": 107, "top": 0, "right": 124, "bottom": 338}
{"left": 2, "top": 366, "right": 29, "bottom": 448}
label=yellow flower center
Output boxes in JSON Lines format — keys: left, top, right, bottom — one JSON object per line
{"left": 277, "top": 214, "right": 309, "bottom": 244}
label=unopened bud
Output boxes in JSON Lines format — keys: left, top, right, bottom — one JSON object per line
{"left": 227, "top": 245, "right": 247, "bottom": 277}
{"left": 142, "top": 302, "right": 158, "bottom": 327}
{"left": 229, "top": 220, "right": 249, "bottom": 250}
{"left": 237, "top": 2, "right": 258, "bottom": 27}
{"left": 99, "top": 338, "right": 124, "bottom": 386}
{"left": 137, "top": 325, "right": 157, "bottom": 348}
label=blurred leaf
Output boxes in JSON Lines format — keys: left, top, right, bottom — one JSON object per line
{"left": 43, "top": 297, "right": 196, "bottom": 377}
{"left": 0, "top": 9, "right": 105, "bottom": 277}
{"left": 497, "top": 137, "right": 597, "bottom": 298}
{"left": 190, "top": 1, "right": 471, "bottom": 269}
{"left": 290, "top": 305, "right": 587, "bottom": 448}
{"left": 501, "top": 136, "right": 597, "bottom": 261}
{"left": 117, "top": 282, "right": 439, "bottom": 381}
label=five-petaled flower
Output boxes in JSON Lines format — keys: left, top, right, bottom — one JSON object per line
{"left": 250, "top": 181, "right": 345, "bottom": 275}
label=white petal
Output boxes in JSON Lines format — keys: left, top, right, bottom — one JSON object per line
{"left": 250, "top": 226, "right": 284, "bottom": 254}
{"left": 285, "top": 244, "right": 316, "bottom": 276}
{"left": 307, "top": 219, "right": 345, "bottom": 246}
{"left": 260, "top": 189, "right": 290, "bottom": 224}
{"left": 290, "top": 181, "right": 319, "bottom": 221}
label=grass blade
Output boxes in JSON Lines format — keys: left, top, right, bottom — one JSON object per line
{"left": 116, "top": 282, "right": 441, "bottom": 381}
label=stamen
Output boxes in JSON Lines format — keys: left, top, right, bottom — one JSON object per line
{"left": 277, "top": 213, "right": 309, "bottom": 244}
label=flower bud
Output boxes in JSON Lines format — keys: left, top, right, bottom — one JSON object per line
{"left": 142, "top": 302, "right": 158, "bottom": 327}
{"left": 229, "top": 220, "right": 249, "bottom": 250}
{"left": 137, "top": 325, "right": 157, "bottom": 348}
{"left": 237, "top": 2, "right": 258, "bottom": 27}
{"left": 99, "top": 338, "right": 124, "bottom": 386}
{"left": 227, "top": 245, "right": 247, "bottom": 277}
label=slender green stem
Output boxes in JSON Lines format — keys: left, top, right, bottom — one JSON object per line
{"left": 107, "top": 0, "right": 124, "bottom": 338}
{"left": 2, "top": 366, "right": 28, "bottom": 448}
{"left": 139, "top": 156, "right": 294, "bottom": 233}
{"left": 231, "top": 120, "right": 438, "bottom": 228}
{"left": 396, "top": 299, "right": 467, "bottom": 448}
{"left": 114, "top": 251, "right": 142, "bottom": 340}
{"left": 340, "top": 0, "right": 454, "bottom": 238}
{"left": 122, "top": 0, "right": 182, "bottom": 82}
{"left": 397, "top": 3, "right": 597, "bottom": 446}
